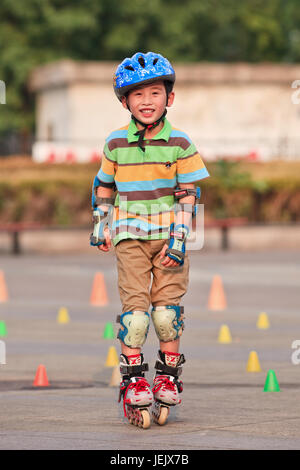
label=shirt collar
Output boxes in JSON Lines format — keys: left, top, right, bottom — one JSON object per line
{"left": 127, "top": 118, "right": 172, "bottom": 144}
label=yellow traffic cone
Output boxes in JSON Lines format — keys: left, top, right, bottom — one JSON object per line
{"left": 246, "top": 351, "right": 261, "bottom": 372}
{"left": 109, "top": 365, "right": 121, "bottom": 387}
{"left": 218, "top": 324, "right": 232, "bottom": 344}
{"left": 57, "top": 307, "right": 70, "bottom": 324}
{"left": 256, "top": 312, "right": 270, "bottom": 330}
{"left": 105, "top": 346, "right": 119, "bottom": 367}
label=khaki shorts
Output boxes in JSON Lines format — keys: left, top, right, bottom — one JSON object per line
{"left": 114, "top": 239, "right": 189, "bottom": 313}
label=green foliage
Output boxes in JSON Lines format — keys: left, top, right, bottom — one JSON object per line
{"left": 0, "top": 159, "right": 300, "bottom": 225}
{"left": 200, "top": 160, "right": 253, "bottom": 219}
{"left": 1, "top": 0, "right": 300, "bottom": 135}
{"left": 212, "top": 159, "right": 253, "bottom": 190}
{"left": 202, "top": 160, "right": 300, "bottom": 222}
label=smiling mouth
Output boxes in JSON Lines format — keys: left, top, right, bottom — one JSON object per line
{"left": 140, "top": 109, "right": 155, "bottom": 115}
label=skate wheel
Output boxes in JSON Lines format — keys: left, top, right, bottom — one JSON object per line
{"left": 152, "top": 404, "right": 169, "bottom": 426}
{"left": 140, "top": 409, "right": 151, "bottom": 429}
{"left": 126, "top": 406, "right": 135, "bottom": 426}
{"left": 127, "top": 406, "right": 150, "bottom": 429}
{"left": 157, "top": 406, "right": 169, "bottom": 426}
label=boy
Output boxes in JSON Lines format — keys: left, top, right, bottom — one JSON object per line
{"left": 91, "top": 52, "right": 209, "bottom": 428}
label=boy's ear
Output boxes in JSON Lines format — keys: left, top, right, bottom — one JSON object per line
{"left": 121, "top": 95, "right": 128, "bottom": 110}
{"left": 167, "top": 91, "right": 175, "bottom": 108}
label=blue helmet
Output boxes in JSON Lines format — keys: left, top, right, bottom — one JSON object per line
{"left": 113, "top": 52, "right": 175, "bottom": 101}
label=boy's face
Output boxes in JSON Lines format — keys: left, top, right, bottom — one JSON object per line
{"left": 121, "top": 80, "right": 174, "bottom": 124}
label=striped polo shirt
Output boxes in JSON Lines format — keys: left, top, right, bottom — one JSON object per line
{"left": 97, "top": 118, "right": 209, "bottom": 246}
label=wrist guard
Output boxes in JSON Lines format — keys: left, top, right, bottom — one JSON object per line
{"left": 91, "top": 175, "right": 116, "bottom": 209}
{"left": 165, "top": 223, "right": 189, "bottom": 265}
{"left": 174, "top": 186, "right": 201, "bottom": 217}
{"left": 90, "top": 174, "right": 115, "bottom": 247}
{"left": 90, "top": 206, "right": 111, "bottom": 247}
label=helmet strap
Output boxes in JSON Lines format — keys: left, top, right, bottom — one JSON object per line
{"left": 132, "top": 109, "right": 167, "bottom": 152}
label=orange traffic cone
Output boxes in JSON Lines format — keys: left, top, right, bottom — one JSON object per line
{"left": 33, "top": 365, "right": 50, "bottom": 387}
{"left": 207, "top": 275, "right": 227, "bottom": 311}
{"left": 0, "top": 271, "right": 8, "bottom": 303}
{"left": 90, "top": 272, "right": 108, "bottom": 306}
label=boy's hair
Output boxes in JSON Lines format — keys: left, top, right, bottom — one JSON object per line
{"left": 113, "top": 52, "right": 175, "bottom": 102}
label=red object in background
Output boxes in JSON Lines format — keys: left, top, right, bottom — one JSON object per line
{"left": 46, "top": 152, "right": 56, "bottom": 163}
{"left": 66, "top": 151, "right": 76, "bottom": 163}
{"left": 247, "top": 151, "right": 259, "bottom": 161}
{"left": 90, "top": 152, "right": 101, "bottom": 163}
{"left": 45, "top": 150, "right": 102, "bottom": 163}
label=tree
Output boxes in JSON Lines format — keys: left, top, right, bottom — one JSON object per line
{"left": 0, "top": 0, "right": 300, "bottom": 139}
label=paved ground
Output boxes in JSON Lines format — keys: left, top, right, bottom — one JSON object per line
{"left": 0, "top": 247, "right": 300, "bottom": 450}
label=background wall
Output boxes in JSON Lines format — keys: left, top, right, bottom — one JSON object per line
{"left": 29, "top": 61, "right": 300, "bottom": 163}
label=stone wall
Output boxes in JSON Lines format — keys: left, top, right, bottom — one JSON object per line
{"left": 29, "top": 60, "right": 300, "bottom": 162}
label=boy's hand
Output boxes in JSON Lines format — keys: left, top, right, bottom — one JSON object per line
{"left": 161, "top": 223, "right": 189, "bottom": 267}
{"left": 160, "top": 243, "right": 180, "bottom": 268}
{"left": 97, "top": 227, "right": 112, "bottom": 252}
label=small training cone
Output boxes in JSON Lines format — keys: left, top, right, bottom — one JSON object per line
{"left": 33, "top": 365, "right": 50, "bottom": 387}
{"left": 263, "top": 369, "right": 280, "bottom": 392}
{"left": 0, "top": 271, "right": 8, "bottom": 302}
{"left": 246, "top": 351, "right": 261, "bottom": 372}
{"left": 257, "top": 312, "right": 270, "bottom": 329}
{"left": 57, "top": 307, "right": 70, "bottom": 324}
{"left": 207, "top": 275, "right": 227, "bottom": 311}
{"left": 218, "top": 324, "right": 232, "bottom": 344}
{"left": 90, "top": 272, "right": 108, "bottom": 306}
{"left": 109, "top": 365, "right": 121, "bottom": 387}
{"left": 103, "top": 322, "right": 115, "bottom": 339}
{"left": 105, "top": 346, "right": 119, "bottom": 367}
{"left": 0, "top": 321, "right": 7, "bottom": 337}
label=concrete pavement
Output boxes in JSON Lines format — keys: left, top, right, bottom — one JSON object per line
{"left": 0, "top": 248, "right": 300, "bottom": 450}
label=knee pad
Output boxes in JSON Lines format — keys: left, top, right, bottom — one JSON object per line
{"left": 117, "top": 311, "right": 150, "bottom": 348}
{"left": 151, "top": 306, "right": 185, "bottom": 342}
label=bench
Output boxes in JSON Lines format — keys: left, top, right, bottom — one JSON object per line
{"left": 0, "top": 223, "right": 44, "bottom": 255}
{"left": 204, "top": 217, "right": 249, "bottom": 250}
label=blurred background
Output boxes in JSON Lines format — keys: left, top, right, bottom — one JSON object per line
{"left": 1, "top": 0, "right": 300, "bottom": 253}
